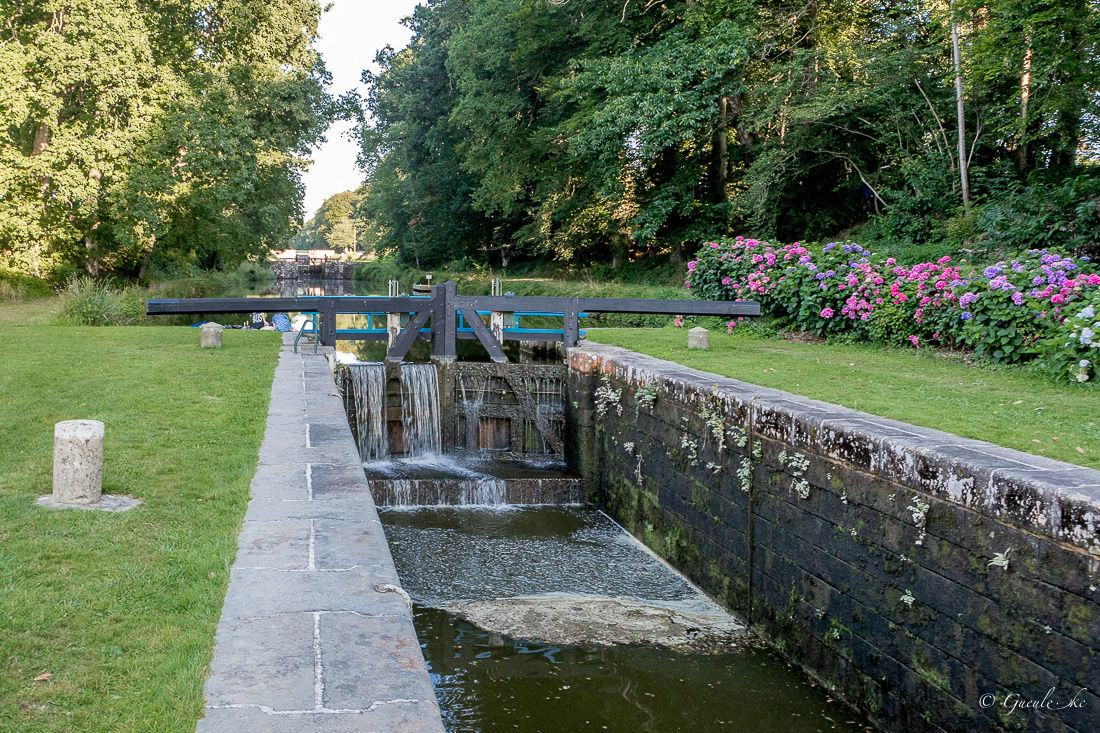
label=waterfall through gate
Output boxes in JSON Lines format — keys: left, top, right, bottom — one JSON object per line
{"left": 347, "top": 364, "right": 387, "bottom": 461}
{"left": 400, "top": 363, "right": 441, "bottom": 458}
{"left": 344, "top": 362, "right": 441, "bottom": 460}
{"left": 342, "top": 359, "right": 581, "bottom": 506}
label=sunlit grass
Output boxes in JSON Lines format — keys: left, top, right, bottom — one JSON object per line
{"left": 588, "top": 327, "right": 1100, "bottom": 470}
{"left": 0, "top": 325, "right": 280, "bottom": 732}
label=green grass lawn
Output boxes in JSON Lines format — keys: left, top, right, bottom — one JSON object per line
{"left": 0, "top": 322, "right": 280, "bottom": 732}
{"left": 0, "top": 296, "right": 61, "bottom": 325}
{"left": 588, "top": 327, "right": 1100, "bottom": 470}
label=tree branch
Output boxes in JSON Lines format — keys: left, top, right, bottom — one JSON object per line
{"left": 812, "top": 149, "right": 887, "bottom": 208}
{"left": 914, "top": 78, "right": 954, "bottom": 171}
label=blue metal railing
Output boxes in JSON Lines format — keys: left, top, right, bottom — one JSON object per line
{"left": 330, "top": 309, "right": 588, "bottom": 341}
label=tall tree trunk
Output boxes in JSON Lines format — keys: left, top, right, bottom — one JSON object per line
{"left": 729, "top": 94, "right": 752, "bottom": 146}
{"left": 951, "top": 10, "right": 971, "bottom": 208}
{"left": 1017, "top": 44, "right": 1032, "bottom": 174}
{"left": 611, "top": 231, "right": 627, "bottom": 269}
{"left": 717, "top": 96, "right": 729, "bottom": 197}
{"left": 670, "top": 240, "right": 683, "bottom": 265}
{"left": 32, "top": 122, "right": 50, "bottom": 155}
{"left": 138, "top": 236, "right": 155, "bottom": 281}
{"left": 84, "top": 236, "right": 99, "bottom": 277}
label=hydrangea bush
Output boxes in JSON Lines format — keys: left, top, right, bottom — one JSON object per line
{"left": 687, "top": 237, "right": 1099, "bottom": 375}
{"left": 1043, "top": 292, "right": 1100, "bottom": 382}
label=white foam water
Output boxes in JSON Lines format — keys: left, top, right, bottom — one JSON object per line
{"left": 400, "top": 363, "right": 441, "bottom": 457}
{"left": 346, "top": 363, "right": 388, "bottom": 461}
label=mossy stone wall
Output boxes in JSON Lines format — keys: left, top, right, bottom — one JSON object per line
{"left": 568, "top": 343, "right": 1099, "bottom": 733}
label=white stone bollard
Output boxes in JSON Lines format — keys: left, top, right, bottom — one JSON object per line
{"left": 688, "top": 326, "right": 710, "bottom": 350}
{"left": 53, "top": 420, "right": 104, "bottom": 504}
{"left": 201, "top": 322, "right": 223, "bottom": 348}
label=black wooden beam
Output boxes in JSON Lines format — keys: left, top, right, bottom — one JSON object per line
{"left": 385, "top": 307, "right": 433, "bottom": 363}
{"left": 457, "top": 307, "right": 507, "bottom": 363}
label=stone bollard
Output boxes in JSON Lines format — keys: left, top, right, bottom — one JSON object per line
{"left": 201, "top": 322, "right": 223, "bottom": 348}
{"left": 688, "top": 326, "right": 709, "bottom": 350}
{"left": 53, "top": 420, "right": 104, "bottom": 504}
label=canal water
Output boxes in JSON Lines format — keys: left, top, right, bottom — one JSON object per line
{"left": 381, "top": 506, "right": 869, "bottom": 733}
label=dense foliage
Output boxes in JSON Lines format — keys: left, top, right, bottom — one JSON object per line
{"left": 687, "top": 237, "right": 1100, "bottom": 379}
{"left": 356, "top": 0, "right": 1100, "bottom": 269}
{"left": 289, "top": 188, "right": 366, "bottom": 252}
{"left": 1, "top": 0, "right": 336, "bottom": 281}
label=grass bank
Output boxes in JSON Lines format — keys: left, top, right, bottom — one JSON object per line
{"left": 0, "top": 322, "right": 280, "bottom": 732}
{"left": 587, "top": 327, "right": 1099, "bottom": 470}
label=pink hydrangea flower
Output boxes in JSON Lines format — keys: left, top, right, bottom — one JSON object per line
{"left": 820, "top": 307, "right": 834, "bottom": 318}
{"left": 908, "top": 335, "right": 920, "bottom": 348}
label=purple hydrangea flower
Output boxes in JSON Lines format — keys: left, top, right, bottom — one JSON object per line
{"left": 1012, "top": 292, "right": 1024, "bottom": 306}
{"left": 983, "top": 266, "right": 1002, "bottom": 278}
{"left": 961, "top": 312, "right": 973, "bottom": 320}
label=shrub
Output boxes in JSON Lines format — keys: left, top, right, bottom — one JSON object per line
{"left": 1042, "top": 292, "right": 1100, "bottom": 382}
{"left": 687, "top": 237, "right": 1099, "bottom": 367}
{"left": 0, "top": 267, "right": 53, "bottom": 301}
{"left": 978, "top": 174, "right": 1100, "bottom": 260}
{"left": 55, "top": 277, "right": 146, "bottom": 326}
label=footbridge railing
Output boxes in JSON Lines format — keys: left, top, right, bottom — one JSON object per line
{"left": 146, "top": 281, "right": 759, "bottom": 363}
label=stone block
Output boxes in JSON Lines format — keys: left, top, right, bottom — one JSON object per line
{"left": 687, "top": 326, "right": 709, "bottom": 349}
{"left": 53, "top": 419, "right": 104, "bottom": 504}
{"left": 201, "top": 322, "right": 223, "bottom": 348}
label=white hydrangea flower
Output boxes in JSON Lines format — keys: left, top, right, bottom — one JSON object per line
{"left": 1081, "top": 359, "right": 1092, "bottom": 368}
{"left": 1081, "top": 327, "right": 1095, "bottom": 345}
{"left": 1079, "top": 305, "right": 1096, "bottom": 320}
{"left": 1076, "top": 373, "right": 1090, "bottom": 382}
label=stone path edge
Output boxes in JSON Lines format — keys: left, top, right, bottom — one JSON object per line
{"left": 196, "top": 334, "right": 445, "bottom": 733}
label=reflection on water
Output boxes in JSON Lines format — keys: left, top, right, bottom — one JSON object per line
{"left": 419, "top": 606, "right": 866, "bottom": 733}
{"left": 382, "top": 506, "right": 869, "bottom": 733}
{"left": 260, "top": 276, "right": 377, "bottom": 297}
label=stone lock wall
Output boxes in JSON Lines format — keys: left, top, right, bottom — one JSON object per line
{"left": 567, "top": 343, "right": 1099, "bottom": 733}
{"left": 268, "top": 260, "right": 298, "bottom": 280}
{"left": 323, "top": 261, "right": 357, "bottom": 280}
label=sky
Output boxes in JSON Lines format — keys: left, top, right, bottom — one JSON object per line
{"left": 300, "top": 1, "right": 421, "bottom": 219}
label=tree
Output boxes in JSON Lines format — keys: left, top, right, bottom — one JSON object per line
{"left": 0, "top": 0, "right": 334, "bottom": 279}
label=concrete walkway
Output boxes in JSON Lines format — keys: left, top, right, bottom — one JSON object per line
{"left": 196, "top": 336, "right": 444, "bottom": 732}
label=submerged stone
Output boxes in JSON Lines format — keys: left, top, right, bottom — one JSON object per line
{"left": 438, "top": 594, "right": 747, "bottom": 649}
